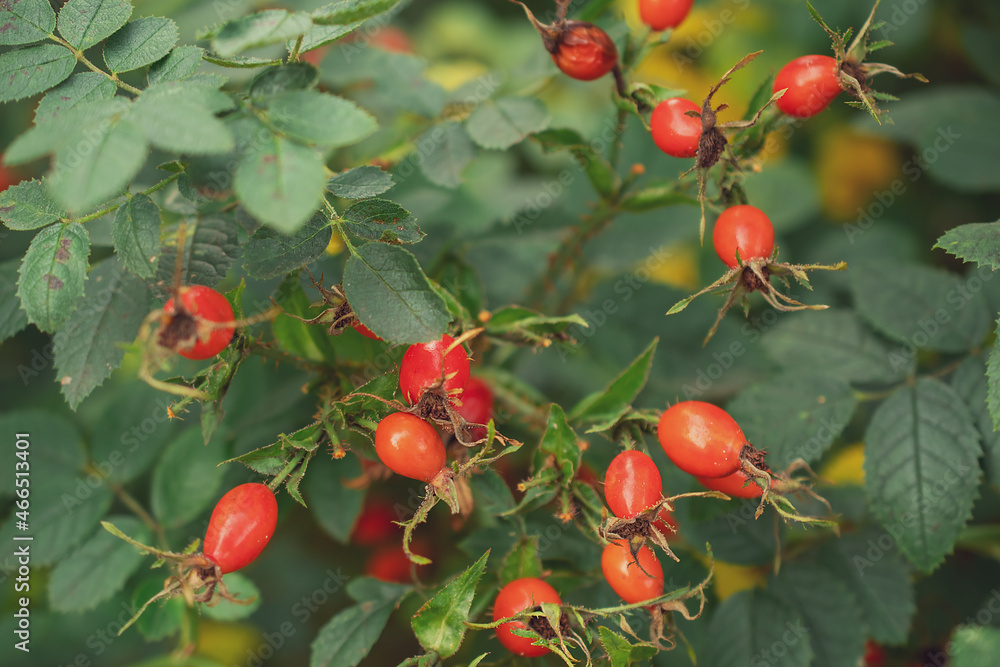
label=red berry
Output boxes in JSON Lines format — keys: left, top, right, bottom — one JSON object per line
{"left": 0, "top": 164, "right": 19, "bottom": 192}
{"left": 604, "top": 450, "right": 662, "bottom": 518}
{"left": 552, "top": 22, "right": 618, "bottom": 81}
{"left": 351, "top": 498, "right": 399, "bottom": 546}
{"left": 601, "top": 540, "right": 664, "bottom": 604}
{"left": 712, "top": 205, "right": 775, "bottom": 268}
{"left": 493, "top": 577, "right": 562, "bottom": 657}
{"left": 650, "top": 98, "right": 702, "bottom": 158}
{"left": 864, "top": 640, "right": 887, "bottom": 667}
{"left": 639, "top": 0, "right": 694, "bottom": 31}
{"left": 162, "top": 285, "right": 235, "bottom": 360}
{"left": 352, "top": 321, "right": 381, "bottom": 340}
{"left": 374, "top": 412, "right": 447, "bottom": 482}
{"left": 657, "top": 401, "right": 747, "bottom": 478}
{"left": 203, "top": 483, "right": 278, "bottom": 574}
{"left": 457, "top": 376, "right": 493, "bottom": 440}
{"left": 773, "top": 55, "right": 842, "bottom": 118}
{"left": 696, "top": 469, "right": 768, "bottom": 498}
{"left": 399, "top": 334, "right": 471, "bottom": 404}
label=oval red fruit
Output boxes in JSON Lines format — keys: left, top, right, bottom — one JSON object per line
{"left": 163, "top": 285, "right": 235, "bottom": 360}
{"left": 639, "top": 0, "right": 694, "bottom": 31}
{"left": 657, "top": 401, "right": 747, "bottom": 478}
{"left": 399, "top": 334, "right": 471, "bottom": 404}
{"left": 604, "top": 450, "right": 662, "bottom": 518}
{"left": 457, "top": 376, "right": 494, "bottom": 440}
{"left": 203, "top": 483, "right": 278, "bottom": 574}
{"left": 601, "top": 540, "right": 664, "bottom": 604}
{"left": 651, "top": 98, "right": 702, "bottom": 158}
{"left": 493, "top": 577, "right": 562, "bottom": 657}
{"left": 353, "top": 321, "right": 381, "bottom": 340}
{"left": 552, "top": 22, "right": 618, "bottom": 81}
{"left": 773, "top": 55, "right": 842, "bottom": 118}
{"left": 375, "top": 412, "right": 447, "bottom": 482}
{"left": 712, "top": 205, "right": 775, "bottom": 268}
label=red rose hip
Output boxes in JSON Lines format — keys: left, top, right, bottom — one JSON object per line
{"left": 203, "top": 483, "right": 278, "bottom": 574}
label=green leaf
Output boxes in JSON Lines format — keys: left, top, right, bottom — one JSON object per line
{"left": 17, "top": 222, "right": 90, "bottom": 333}
{"left": 243, "top": 211, "right": 331, "bottom": 279}
{"left": 763, "top": 309, "right": 914, "bottom": 385}
{"left": 532, "top": 128, "right": 619, "bottom": 199}
{"left": 849, "top": 260, "right": 990, "bottom": 353}
{"left": 818, "top": 532, "right": 916, "bottom": 644}
{"left": 539, "top": 403, "right": 580, "bottom": 480}
{"left": 112, "top": 194, "right": 161, "bottom": 278}
{"left": 568, "top": 338, "right": 657, "bottom": 433}
{"left": 130, "top": 81, "right": 235, "bottom": 155}
{"left": 311, "top": 0, "right": 401, "bottom": 25}
{"left": 936, "top": 222, "right": 1000, "bottom": 270}
{"left": 53, "top": 258, "right": 150, "bottom": 409}
{"left": 704, "top": 589, "right": 813, "bottom": 667}
{"left": 304, "top": 455, "right": 365, "bottom": 543}
{"left": 0, "top": 0, "right": 56, "bottom": 46}
{"left": 211, "top": 10, "right": 313, "bottom": 58}
{"left": 342, "top": 242, "right": 451, "bottom": 344}
{"left": 202, "top": 573, "right": 262, "bottom": 620}
{"left": 619, "top": 180, "right": 697, "bottom": 212}
{"left": 600, "top": 627, "right": 659, "bottom": 667}
{"left": 470, "top": 469, "right": 515, "bottom": 514}
{"left": 4, "top": 97, "right": 129, "bottom": 165}
{"left": 270, "top": 274, "right": 338, "bottom": 363}
{"left": 953, "top": 356, "right": 1000, "bottom": 487}
{"left": 411, "top": 550, "right": 489, "bottom": 658}
{"left": 154, "top": 214, "right": 238, "bottom": 289}
{"left": 34, "top": 72, "right": 117, "bottom": 123}
{"left": 417, "top": 121, "right": 474, "bottom": 189}
{"left": 499, "top": 537, "right": 542, "bottom": 585}
{"left": 203, "top": 52, "right": 282, "bottom": 68}
{"left": 148, "top": 45, "right": 205, "bottom": 85}
{"left": 482, "top": 306, "right": 587, "bottom": 343}
{"left": 726, "top": 373, "right": 857, "bottom": 470}
{"left": 864, "top": 378, "right": 982, "bottom": 572}
{"left": 103, "top": 17, "right": 178, "bottom": 73}
{"left": 466, "top": 97, "right": 550, "bottom": 150}
{"left": 0, "top": 178, "right": 65, "bottom": 230}
{"left": 235, "top": 134, "right": 326, "bottom": 234}
{"left": 132, "top": 577, "right": 185, "bottom": 641}
{"left": 949, "top": 625, "right": 1000, "bottom": 667}
{"left": 326, "top": 166, "right": 394, "bottom": 199}
{"left": 342, "top": 199, "right": 422, "bottom": 244}
{"left": 57, "top": 0, "right": 132, "bottom": 50}
{"left": 0, "top": 43, "right": 75, "bottom": 103}
{"left": 310, "top": 583, "right": 409, "bottom": 667}
{"left": 0, "top": 259, "right": 28, "bottom": 341}
{"left": 223, "top": 442, "right": 286, "bottom": 477}
{"left": 297, "top": 22, "right": 359, "bottom": 55}
{"left": 48, "top": 115, "right": 148, "bottom": 213}
{"left": 770, "top": 562, "right": 866, "bottom": 667}
{"left": 319, "top": 48, "right": 445, "bottom": 118}
{"left": 249, "top": 63, "right": 318, "bottom": 104}
{"left": 48, "top": 516, "right": 151, "bottom": 612}
{"left": 151, "top": 428, "right": 227, "bottom": 529}
{"left": 267, "top": 90, "right": 376, "bottom": 147}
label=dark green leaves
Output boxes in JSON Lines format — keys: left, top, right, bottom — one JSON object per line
{"left": 569, "top": 338, "right": 656, "bottom": 433}
{"left": 52, "top": 258, "right": 150, "bottom": 409}
{"left": 35, "top": 72, "right": 116, "bottom": 122}
{"left": 466, "top": 97, "right": 550, "bottom": 150}
{"left": 936, "top": 222, "right": 1000, "bottom": 270}
{"left": 243, "top": 211, "right": 331, "bottom": 279}
{"left": 267, "top": 91, "right": 376, "bottom": 147}
{"left": 0, "top": 0, "right": 56, "bottom": 46}
{"left": 250, "top": 62, "right": 318, "bottom": 103}
{"left": 411, "top": 550, "right": 489, "bottom": 658}
{"left": 112, "top": 194, "right": 161, "bottom": 278}
{"left": 103, "top": 17, "right": 179, "bottom": 73}
{"left": 539, "top": 403, "right": 580, "bottom": 480}
{"left": 57, "top": 0, "right": 132, "bottom": 51}
{"left": 704, "top": 589, "right": 813, "bottom": 667}
{"left": 48, "top": 516, "right": 151, "bottom": 612}
{"left": 151, "top": 428, "right": 227, "bottom": 529}
{"left": 0, "top": 179, "right": 64, "bottom": 230}
{"left": 949, "top": 626, "right": 1000, "bottom": 667}
{"left": 211, "top": 10, "right": 312, "bottom": 58}
{"left": 864, "top": 378, "right": 982, "bottom": 572}
{"left": 327, "top": 166, "right": 395, "bottom": 199}
{"left": 342, "top": 199, "right": 422, "bottom": 244}
{"left": 148, "top": 45, "right": 205, "bottom": 85}
{"left": 310, "top": 578, "right": 411, "bottom": 667}
{"left": 235, "top": 135, "right": 326, "bottom": 233}
{"left": 0, "top": 43, "right": 75, "bottom": 103}
{"left": 0, "top": 260, "right": 28, "bottom": 341}
{"left": 17, "top": 222, "right": 89, "bottom": 333}
{"left": 417, "top": 121, "right": 474, "bottom": 188}
{"left": 952, "top": 357, "right": 1000, "bottom": 486}
{"left": 763, "top": 309, "right": 914, "bottom": 384}
{"left": 130, "top": 81, "right": 235, "bottom": 155}
{"left": 311, "top": 0, "right": 401, "bottom": 25}
{"left": 727, "top": 373, "right": 857, "bottom": 470}
{"left": 849, "top": 260, "right": 990, "bottom": 353}
{"left": 342, "top": 243, "right": 451, "bottom": 343}
{"left": 600, "top": 627, "right": 658, "bottom": 667}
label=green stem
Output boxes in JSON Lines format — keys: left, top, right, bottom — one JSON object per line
{"left": 324, "top": 199, "right": 359, "bottom": 257}
{"left": 49, "top": 34, "right": 143, "bottom": 95}
{"left": 268, "top": 451, "right": 305, "bottom": 491}
{"left": 289, "top": 35, "right": 304, "bottom": 62}
{"left": 608, "top": 107, "right": 628, "bottom": 170}
{"left": 110, "top": 481, "right": 169, "bottom": 549}
{"left": 68, "top": 172, "right": 183, "bottom": 225}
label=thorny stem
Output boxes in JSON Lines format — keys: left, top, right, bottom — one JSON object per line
{"left": 289, "top": 35, "right": 304, "bottom": 62}
{"left": 49, "top": 34, "right": 143, "bottom": 95}
{"left": 268, "top": 451, "right": 306, "bottom": 491}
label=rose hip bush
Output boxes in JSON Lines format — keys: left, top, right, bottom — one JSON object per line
{"left": 1, "top": 0, "right": 1000, "bottom": 665}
